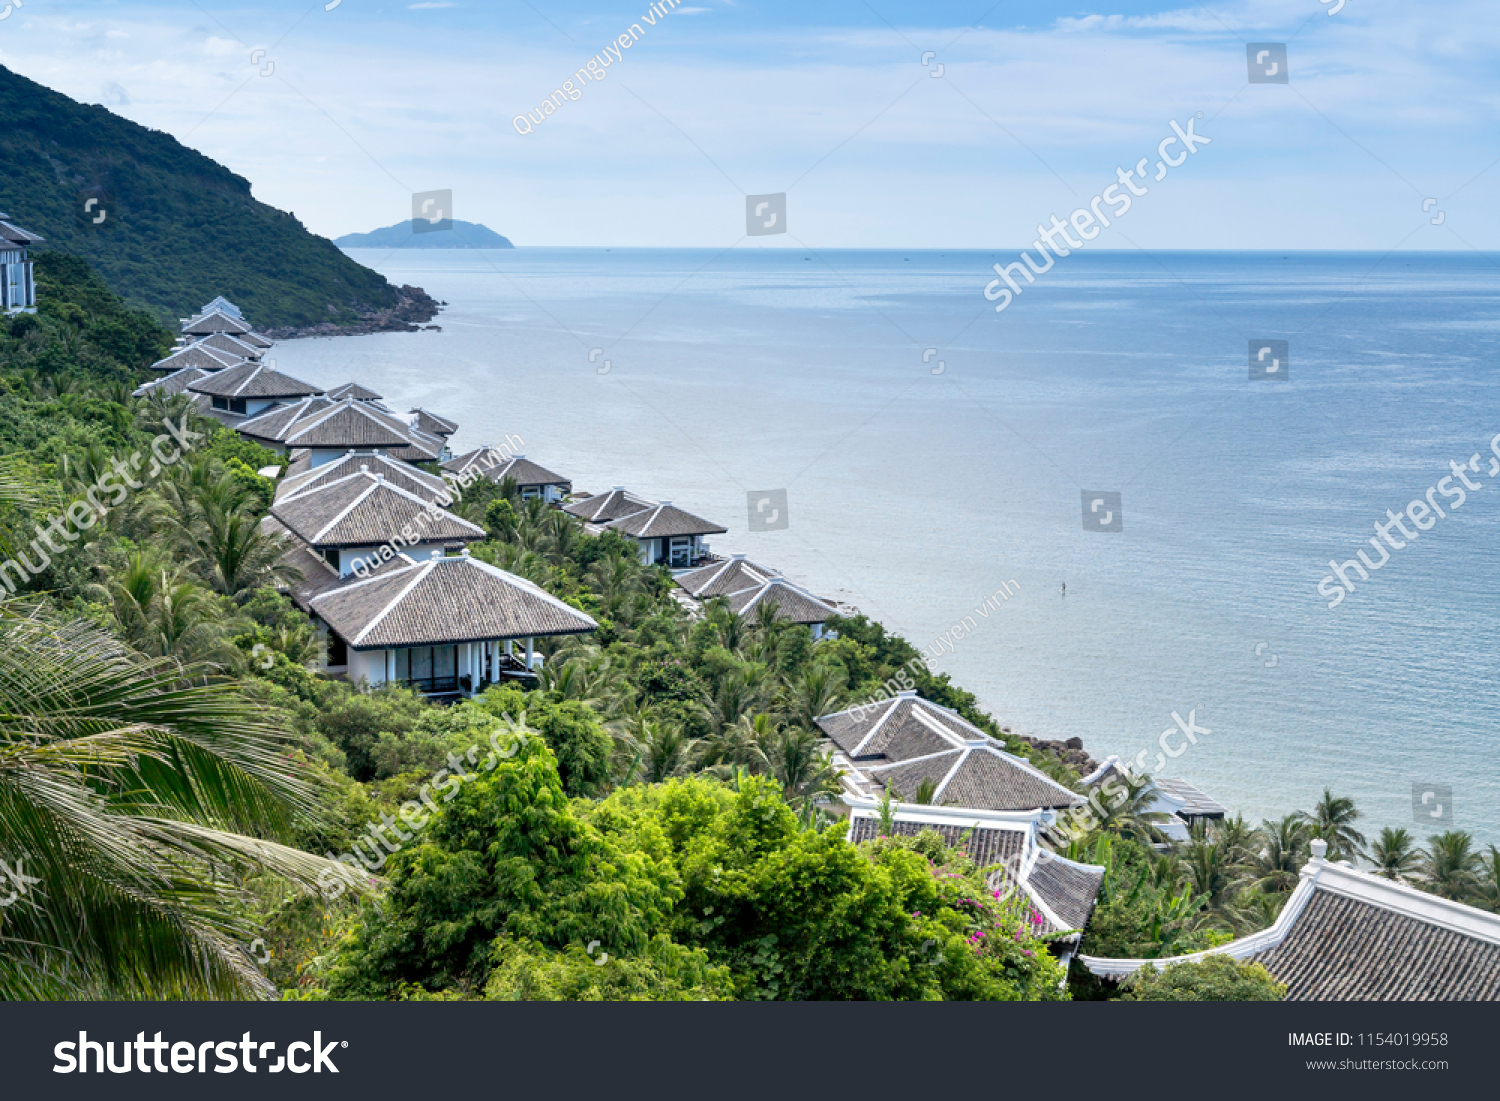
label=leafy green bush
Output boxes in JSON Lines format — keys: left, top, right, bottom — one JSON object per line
{"left": 1120, "top": 955, "right": 1285, "bottom": 1001}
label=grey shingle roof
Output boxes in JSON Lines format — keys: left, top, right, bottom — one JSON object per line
{"left": 1254, "top": 889, "right": 1500, "bottom": 1001}
{"left": 675, "top": 556, "right": 777, "bottom": 598}
{"left": 819, "top": 695, "right": 1083, "bottom": 813}
{"left": 0, "top": 217, "right": 45, "bottom": 246}
{"left": 1026, "top": 855, "right": 1106, "bottom": 933}
{"left": 326, "top": 381, "right": 384, "bottom": 402}
{"left": 151, "top": 343, "right": 244, "bottom": 372}
{"left": 311, "top": 554, "right": 598, "bottom": 649}
{"left": 846, "top": 816, "right": 1026, "bottom": 869}
{"left": 188, "top": 361, "right": 322, "bottom": 399}
{"left": 238, "top": 397, "right": 333, "bottom": 442}
{"left": 237, "top": 331, "right": 274, "bottom": 349}
{"left": 281, "top": 401, "right": 419, "bottom": 451}
{"left": 194, "top": 332, "right": 263, "bottom": 360}
{"left": 449, "top": 452, "right": 569, "bottom": 489}
{"left": 277, "top": 452, "right": 450, "bottom": 504}
{"left": 182, "top": 309, "right": 253, "bottom": 335}
{"left": 725, "top": 577, "right": 835, "bottom": 624}
{"left": 604, "top": 501, "right": 727, "bottom": 539}
{"left": 133, "top": 367, "right": 209, "bottom": 398}
{"left": 198, "top": 296, "right": 243, "bottom": 318}
{"left": 563, "top": 488, "right": 654, "bottom": 523}
{"left": 271, "top": 471, "right": 483, "bottom": 549}
{"left": 410, "top": 408, "right": 458, "bottom": 436}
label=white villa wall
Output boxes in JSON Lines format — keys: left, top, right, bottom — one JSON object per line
{"left": 348, "top": 648, "right": 387, "bottom": 687}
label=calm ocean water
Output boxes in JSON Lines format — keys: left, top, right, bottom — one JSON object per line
{"left": 273, "top": 248, "right": 1500, "bottom": 844}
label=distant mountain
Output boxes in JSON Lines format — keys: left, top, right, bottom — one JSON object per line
{"left": 0, "top": 65, "right": 435, "bottom": 334}
{"left": 335, "top": 220, "right": 515, "bottom": 249}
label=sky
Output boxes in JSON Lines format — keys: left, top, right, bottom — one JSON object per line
{"left": 1, "top": 0, "right": 1496, "bottom": 249}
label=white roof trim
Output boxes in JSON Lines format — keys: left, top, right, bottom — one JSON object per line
{"left": 349, "top": 560, "right": 437, "bottom": 646}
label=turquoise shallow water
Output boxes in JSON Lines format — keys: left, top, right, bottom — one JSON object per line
{"left": 272, "top": 247, "right": 1500, "bottom": 845}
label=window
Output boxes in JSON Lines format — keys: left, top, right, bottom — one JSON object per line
{"left": 393, "top": 645, "right": 460, "bottom": 693}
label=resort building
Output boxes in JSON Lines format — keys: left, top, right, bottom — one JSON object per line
{"left": 149, "top": 342, "right": 246, "bottom": 374}
{"left": 409, "top": 408, "right": 458, "bottom": 439}
{"left": 563, "top": 487, "right": 654, "bottom": 525}
{"left": 571, "top": 495, "right": 727, "bottom": 568}
{"left": 326, "top": 381, "right": 385, "bottom": 403}
{"left": 0, "top": 213, "right": 43, "bottom": 314}
{"left": 269, "top": 467, "right": 483, "bottom": 576}
{"left": 188, "top": 361, "right": 323, "bottom": 421}
{"left": 1080, "top": 839, "right": 1500, "bottom": 1000}
{"left": 443, "top": 446, "right": 571, "bottom": 502}
{"left": 133, "top": 366, "right": 211, "bottom": 401}
{"left": 843, "top": 802, "right": 1106, "bottom": 962}
{"left": 818, "top": 693, "right": 1086, "bottom": 815}
{"left": 307, "top": 551, "right": 598, "bottom": 696}
{"left": 239, "top": 398, "right": 445, "bottom": 465}
{"left": 194, "top": 332, "right": 265, "bottom": 361}
{"left": 677, "top": 557, "right": 836, "bottom": 636}
{"left": 276, "top": 450, "right": 451, "bottom": 506}
{"left": 182, "top": 307, "right": 255, "bottom": 337}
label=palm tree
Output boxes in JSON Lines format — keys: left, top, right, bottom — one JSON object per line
{"left": 762, "top": 726, "right": 841, "bottom": 808}
{"left": 1250, "top": 815, "right": 1311, "bottom": 894}
{"left": 700, "top": 712, "right": 774, "bottom": 776}
{"left": 1081, "top": 769, "right": 1174, "bottom": 844}
{"left": 94, "top": 551, "right": 239, "bottom": 666}
{"left": 613, "top": 713, "right": 699, "bottom": 784}
{"left": 1475, "top": 846, "right": 1500, "bottom": 913}
{"left": 1295, "top": 788, "right": 1366, "bottom": 862}
{"left": 1181, "top": 825, "right": 1237, "bottom": 913}
{"left": 587, "top": 548, "right": 643, "bottom": 619}
{"left": 0, "top": 602, "right": 347, "bottom": 998}
{"left": 698, "top": 667, "right": 770, "bottom": 738}
{"left": 186, "top": 505, "right": 295, "bottom": 596}
{"left": 1370, "top": 827, "right": 1422, "bottom": 882}
{"left": 780, "top": 664, "right": 845, "bottom": 734}
{"left": 1422, "top": 831, "right": 1482, "bottom": 901}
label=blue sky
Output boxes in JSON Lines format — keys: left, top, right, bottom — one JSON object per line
{"left": 2, "top": 0, "right": 1496, "bottom": 248}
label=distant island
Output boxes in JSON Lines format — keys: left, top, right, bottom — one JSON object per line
{"left": 335, "top": 220, "right": 515, "bottom": 249}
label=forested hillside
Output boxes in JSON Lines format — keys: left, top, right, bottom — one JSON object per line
{"left": 0, "top": 65, "right": 430, "bottom": 332}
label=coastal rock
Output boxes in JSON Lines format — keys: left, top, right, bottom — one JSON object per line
{"left": 1017, "top": 733, "right": 1098, "bottom": 777}
{"left": 262, "top": 284, "right": 441, "bottom": 340}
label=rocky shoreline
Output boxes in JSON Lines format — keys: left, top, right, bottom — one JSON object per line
{"left": 1013, "top": 732, "right": 1099, "bottom": 778}
{"left": 262, "top": 284, "right": 442, "bottom": 340}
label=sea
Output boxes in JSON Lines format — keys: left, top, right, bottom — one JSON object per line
{"left": 271, "top": 248, "right": 1500, "bottom": 846}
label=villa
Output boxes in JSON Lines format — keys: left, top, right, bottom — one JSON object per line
{"left": 150, "top": 342, "right": 247, "bottom": 373}
{"left": 724, "top": 576, "right": 837, "bottom": 638}
{"left": 194, "top": 332, "right": 265, "bottom": 361}
{"left": 188, "top": 360, "right": 323, "bottom": 421}
{"left": 409, "top": 408, "right": 459, "bottom": 439}
{"left": 276, "top": 450, "right": 451, "bottom": 505}
{"left": 563, "top": 486, "right": 654, "bottom": 524}
{"left": 0, "top": 212, "right": 43, "bottom": 314}
{"left": 239, "top": 397, "right": 447, "bottom": 464}
{"left": 307, "top": 551, "right": 598, "bottom": 696}
{"left": 182, "top": 307, "right": 255, "bottom": 337}
{"left": 326, "top": 381, "right": 385, "bottom": 403}
{"left": 269, "top": 467, "right": 483, "bottom": 576}
{"left": 843, "top": 802, "right": 1106, "bottom": 963}
{"left": 444, "top": 446, "right": 571, "bottom": 502}
{"left": 1081, "top": 838, "right": 1500, "bottom": 1000}
{"left": 818, "top": 693, "right": 1086, "bottom": 815}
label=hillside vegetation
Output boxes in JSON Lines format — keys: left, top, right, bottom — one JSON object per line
{"left": 0, "top": 64, "right": 424, "bottom": 331}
